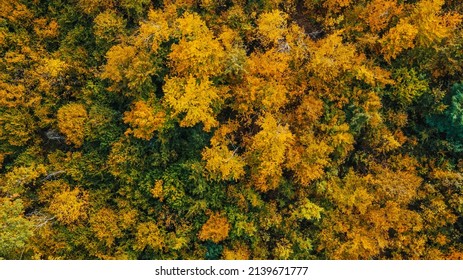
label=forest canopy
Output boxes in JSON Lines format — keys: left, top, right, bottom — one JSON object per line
{"left": 1, "top": 0, "right": 463, "bottom": 260}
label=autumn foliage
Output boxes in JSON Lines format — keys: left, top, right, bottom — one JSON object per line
{"left": 1, "top": 0, "right": 463, "bottom": 260}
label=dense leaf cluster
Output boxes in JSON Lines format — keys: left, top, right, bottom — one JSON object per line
{"left": 1, "top": 0, "right": 463, "bottom": 259}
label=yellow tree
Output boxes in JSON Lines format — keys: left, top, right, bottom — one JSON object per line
{"left": 247, "top": 113, "right": 294, "bottom": 192}
{"left": 0, "top": 109, "right": 37, "bottom": 147}
{"left": 168, "top": 12, "right": 225, "bottom": 78}
{"left": 0, "top": 197, "right": 33, "bottom": 259}
{"left": 256, "top": 10, "right": 288, "bottom": 47}
{"left": 101, "top": 44, "right": 157, "bottom": 92}
{"left": 123, "top": 101, "right": 166, "bottom": 140}
{"left": 93, "top": 10, "right": 125, "bottom": 45}
{"left": 163, "top": 12, "right": 227, "bottom": 131}
{"left": 380, "top": 19, "right": 418, "bottom": 62}
{"left": 0, "top": 0, "right": 32, "bottom": 24}
{"left": 361, "top": 0, "right": 403, "bottom": 33}
{"left": 285, "top": 133, "right": 333, "bottom": 186}
{"left": 201, "top": 122, "right": 245, "bottom": 181}
{"left": 48, "top": 187, "right": 89, "bottom": 225}
{"left": 89, "top": 208, "right": 123, "bottom": 248}
{"left": 222, "top": 241, "right": 251, "bottom": 260}
{"left": 134, "top": 221, "right": 165, "bottom": 252}
{"left": 57, "top": 103, "right": 88, "bottom": 147}
{"left": 163, "top": 76, "right": 224, "bottom": 131}
{"left": 100, "top": 9, "right": 172, "bottom": 94}
{"left": 198, "top": 212, "right": 230, "bottom": 243}
{"left": 410, "top": 0, "right": 462, "bottom": 48}
{"left": 320, "top": 162, "right": 425, "bottom": 259}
